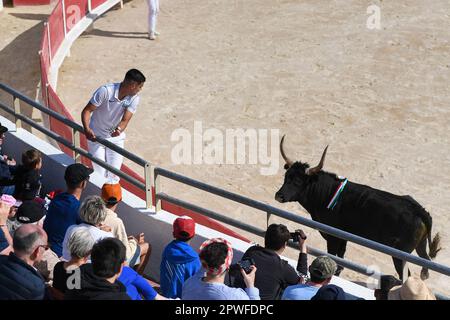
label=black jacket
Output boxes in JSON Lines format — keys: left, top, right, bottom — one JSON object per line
{"left": 0, "top": 165, "right": 41, "bottom": 200}
{"left": 231, "top": 245, "right": 307, "bottom": 300}
{"left": 0, "top": 253, "right": 46, "bottom": 300}
{"left": 64, "top": 264, "right": 130, "bottom": 300}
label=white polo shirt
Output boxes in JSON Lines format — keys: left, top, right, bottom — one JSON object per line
{"left": 89, "top": 83, "right": 140, "bottom": 138}
{"left": 61, "top": 223, "right": 114, "bottom": 261}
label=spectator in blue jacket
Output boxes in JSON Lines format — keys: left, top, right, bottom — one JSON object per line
{"left": 44, "top": 163, "right": 93, "bottom": 257}
{"left": 118, "top": 265, "right": 168, "bottom": 300}
{"left": 160, "top": 216, "right": 202, "bottom": 298}
{"left": 0, "top": 195, "right": 15, "bottom": 255}
{"left": 0, "top": 224, "right": 48, "bottom": 299}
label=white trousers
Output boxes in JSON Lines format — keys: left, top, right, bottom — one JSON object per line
{"left": 88, "top": 133, "right": 125, "bottom": 184}
{"left": 147, "top": 0, "right": 160, "bottom": 34}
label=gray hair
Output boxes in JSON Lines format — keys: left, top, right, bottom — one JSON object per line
{"left": 79, "top": 195, "right": 107, "bottom": 226}
{"left": 13, "top": 224, "right": 46, "bottom": 255}
{"left": 68, "top": 227, "right": 95, "bottom": 259}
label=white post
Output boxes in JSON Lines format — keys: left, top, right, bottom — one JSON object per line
{"left": 61, "top": 0, "right": 67, "bottom": 37}
{"left": 45, "top": 22, "right": 53, "bottom": 62}
{"left": 88, "top": 0, "right": 92, "bottom": 12}
{"left": 120, "top": 0, "right": 123, "bottom": 9}
{"left": 144, "top": 163, "right": 153, "bottom": 209}
{"left": 13, "top": 97, "right": 21, "bottom": 129}
{"left": 72, "top": 129, "right": 81, "bottom": 163}
{"left": 154, "top": 168, "right": 162, "bottom": 212}
{"left": 0, "top": 0, "right": 4, "bottom": 12}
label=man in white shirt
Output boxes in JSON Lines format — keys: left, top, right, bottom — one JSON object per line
{"left": 81, "top": 69, "right": 146, "bottom": 184}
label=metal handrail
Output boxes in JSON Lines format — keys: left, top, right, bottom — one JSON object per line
{"left": 1, "top": 83, "right": 448, "bottom": 297}
{"left": 0, "top": 82, "right": 148, "bottom": 167}
{"left": 0, "top": 101, "right": 145, "bottom": 190}
{"left": 158, "top": 192, "right": 382, "bottom": 278}
{"left": 154, "top": 167, "right": 450, "bottom": 278}
{"left": 0, "top": 83, "right": 152, "bottom": 207}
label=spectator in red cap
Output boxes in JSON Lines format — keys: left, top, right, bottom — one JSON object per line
{"left": 160, "top": 216, "right": 202, "bottom": 298}
{"left": 100, "top": 183, "right": 150, "bottom": 274}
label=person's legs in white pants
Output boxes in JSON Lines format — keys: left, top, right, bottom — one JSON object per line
{"left": 104, "top": 134, "right": 125, "bottom": 184}
{"left": 88, "top": 140, "right": 107, "bottom": 179}
{"left": 147, "top": 0, "right": 160, "bottom": 39}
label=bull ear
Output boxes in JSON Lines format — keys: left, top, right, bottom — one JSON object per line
{"left": 306, "top": 145, "right": 328, "bottom": 175}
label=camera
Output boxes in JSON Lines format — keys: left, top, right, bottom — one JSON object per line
{"left": 290, "top": 229, "right": 307, "bottom": 242}
{"left": 229, "top": 258, "right": 256, "bottom": 276}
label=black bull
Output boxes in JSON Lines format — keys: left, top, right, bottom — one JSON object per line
{"left": 275, "top": 135, "right": 441, "bottom": 280}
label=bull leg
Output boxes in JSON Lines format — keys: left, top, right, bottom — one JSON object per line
{"left": 327, "top": 238, "right": 345, "bottom": 276}
{"left": 392, "top": 257, "right": 410, "bottom": 281}
{"left": 415, "top": 237, "right": 431, "bottom": 280}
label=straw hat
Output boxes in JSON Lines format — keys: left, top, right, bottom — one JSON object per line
{"left": 388, "top": 276, "right": 436, "bottom": 300}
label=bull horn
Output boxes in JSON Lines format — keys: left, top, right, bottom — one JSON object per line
{"left": 280, "top": 135, "right": 293, "bottom": 168}
{"left": 306, "top": 145, "right": 328, "bottom": 175}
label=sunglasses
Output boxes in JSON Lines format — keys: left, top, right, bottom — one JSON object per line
{"left": 38, "top": 244, "right": 50, "bottom": 251}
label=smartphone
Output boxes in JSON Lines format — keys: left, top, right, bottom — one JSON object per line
{"left": 238, "top": 258, "right": 255, "bottom": 274}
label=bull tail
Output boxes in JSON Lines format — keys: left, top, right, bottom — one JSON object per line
{"left": 421, "top": 211, "right": 441, "bottom": 259}
{"left": 428, "top": 232, "right": 441, "bottom": 259}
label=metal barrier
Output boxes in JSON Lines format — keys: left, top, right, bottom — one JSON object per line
{"left": 1, "top": 83, "right": 449, "bottom": 298}
{"left": 153, "top": 167, "right": 450, "bottom": 298}
{"left": 0, "top": 82, "right": 153, "bottom": 208}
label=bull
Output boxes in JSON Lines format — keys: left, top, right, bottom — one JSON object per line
{"left": 275, "top": 135, "right": 441, "bottom": 280}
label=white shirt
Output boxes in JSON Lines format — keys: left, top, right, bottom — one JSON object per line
{"left": 89, "top": 83, "right": 140, "bottom": 138}
{"left": 61, "top": 223, "right": 113, "bottom": 261}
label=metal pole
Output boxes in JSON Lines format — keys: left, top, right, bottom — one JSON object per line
{"left": 154, "top": 169, "right": 162, "bottom": 212}
{"left": 13, "top": 97, "right": 21, "bottom": 129}
{"left": 144, "top": 163, "right": 153, "bottom": 209}
{"left": 62, "top": 0, "right": 67, "bottom": 37}
{"left": 88, "top": 0, "right": 92, "bottom": 12}
{"left": 72, "top": 128, "right": 81, "bottom": 163}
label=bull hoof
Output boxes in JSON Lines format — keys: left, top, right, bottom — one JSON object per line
{"left": 420, "top": 269, "right": 429, "bottom": 280}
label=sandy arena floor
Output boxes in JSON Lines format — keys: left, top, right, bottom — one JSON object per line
{"left": 1, "top": 0, "right": 449, "bottom": 295}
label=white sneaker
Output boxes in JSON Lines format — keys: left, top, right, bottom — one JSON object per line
{"left": 154, "top": 31, "right": 160, "bottom": 36}
{"left": 149, "top": 32, "right": 156, "bottom": 40}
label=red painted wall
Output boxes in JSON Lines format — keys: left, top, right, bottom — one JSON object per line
{"left": 13, "top": 0, "right": 51, "bottom": 6}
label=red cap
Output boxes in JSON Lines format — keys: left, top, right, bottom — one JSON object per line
{"left": 173, "top": 216, "right": 195, "bottom": 240}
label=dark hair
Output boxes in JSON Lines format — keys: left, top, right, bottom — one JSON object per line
{"left": 91, "top": 238, "right": 126, "bottom": 278}
{"left": 66, "top": 180, "right": 83, "bottom": 190}
{"left": 124, "top": 69, "right": 146, "bottom": 83}
{"left": 22, "top": 149, "right": 41, "bottom": 169}
{"left": 199, "top": 242, "right": 228, "bottom": 269}
{"left": 310, "top": 273, "right": 328, "bottom": 284}
{"left": 264, "top": 224, "right": 290, "bottom": 251}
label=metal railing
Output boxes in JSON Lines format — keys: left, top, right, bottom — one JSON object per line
{"left": 1, "top": 83, "right": 449, "bottom": 299}
{"left": 0, "top": 82, "right": 153, "bottom": 208}
{"left": 153, "top": 167, "right": 450, "bottom": 299}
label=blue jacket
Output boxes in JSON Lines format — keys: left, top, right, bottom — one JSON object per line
{"left": 118, "top": 266, "right": 157, "bottom": 300}
{"left": 160, "top": 240, "right": 201, "bottom": 299}
{"left": 43, "top": 192, "right": 82, "bottom": 257}
{"left": 0, "top": 228, "right": 8, "bottom": 253}
{"left": 0, "top": 253, "right": 46, "bottom": 300}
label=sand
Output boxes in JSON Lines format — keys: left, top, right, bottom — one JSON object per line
{"left": 1, "top": 0, "right": 449, "bottom": 295}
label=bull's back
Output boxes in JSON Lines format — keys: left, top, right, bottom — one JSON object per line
{"left": 333, "top": 182, "right": 427, "bottom": 248}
